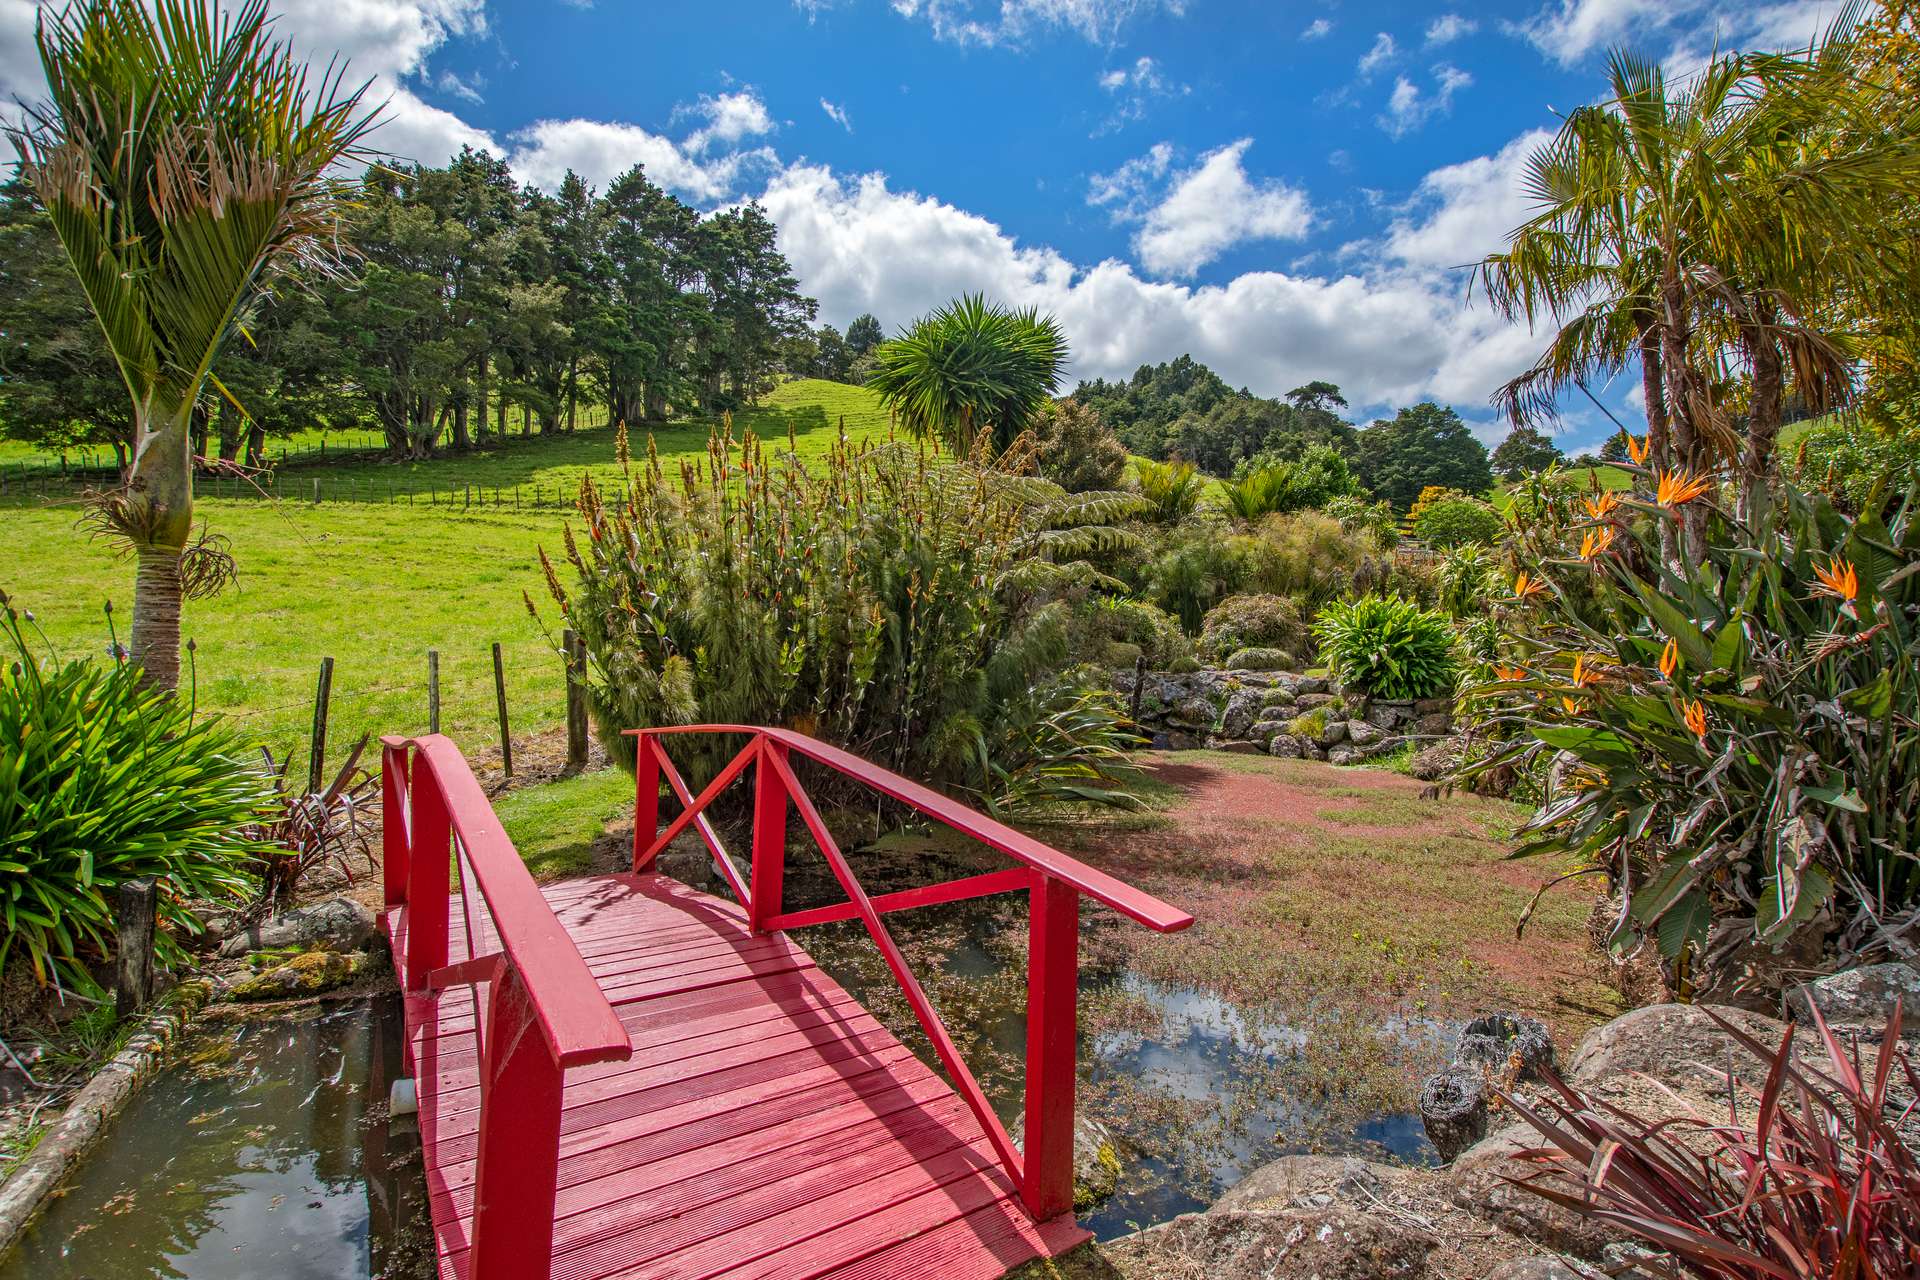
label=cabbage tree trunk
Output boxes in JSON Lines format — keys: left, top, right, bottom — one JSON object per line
{"left": 127, "top": 391, "right": 195, "bottom": 692}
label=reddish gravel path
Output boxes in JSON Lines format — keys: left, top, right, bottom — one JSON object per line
{"left": 1050, "top": 751, "right": 1621, "bottom": 1037}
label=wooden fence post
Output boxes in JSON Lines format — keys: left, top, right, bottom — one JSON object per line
{"left": 427, "top": 650, "right": 441, "bottom": 734}
{"left": 492, "top": 642, "right": 513, "bottom": 778}
{"left": 564, "top": 629, "right": 588, "bottom": 772}
{"left": 309, "top": 656, "right": 334, "bottom": 794}
{"left": 115, "top": 877, "right": 158, "bottom": 1018}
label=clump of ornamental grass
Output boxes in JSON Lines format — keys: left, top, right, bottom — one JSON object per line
{"left": 1502, "top": 1002, "right": 1920, "bottom": 1279}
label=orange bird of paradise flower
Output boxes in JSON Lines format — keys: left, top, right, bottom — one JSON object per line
{"left": 1811, "top": 558, "right": 1859, "bottom": 603}
{"left": 1571, "top": 654, "right": 1602, "bottom": 687}
{"left": 1655, "top": 469, "right": 1713, "bottom": 509}
{"left": 1494, "top": 665, "right": 1528, "bottom": 682}
{"left": 1583, "top": 492, "right": 1621, "bottom": 519}
{"left": 1682, "top": 698, "right": 1708, "bottom": 741}
{"left": 1513, "top": 572, "right": 1548, "bottom": 600}
{"left": 1658, "top": 637, "right": 1679, "bottom": 679}
{"left": 1579, "top": 527, "right": 1617, "bottom": 561}
{"left": 1626, "top": 435, "right": 1649, "bottom": 465}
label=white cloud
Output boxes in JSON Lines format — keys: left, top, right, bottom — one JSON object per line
{"left": 1386, "top": 127, "right": 1553, "bottom": 269}
{"left": 435, "top": 69, "right": 485, "bottom": 104}
{"left": 1087, "top": 141, "right": 1174, "bottom": 215}
{"left": 761, "top": 158, "right": 1541, "bottom": 416}
{"left": 887, "top": 0, "right": 1186, "bottom": 47}
{"left": 1129, "top": 139, "right": 1313, "bottom": 277}
{"left": 681, "top": 89, "right": 775, "bottom": 154}
{"left": 508, "top": 118, "right": 774, "bottom": 199}
{"left": 1424, "top": 13, "right": 1478, "bottom": 46}
{"left": 1357, "top": 31, "right": 1397, "bottom": 77}
{"left": 1513, "top": 0, "right": 1687, "bottom": 66}
{"left": 820, "top": 98, "right": 854, "bottom": 132}
{"left": 1095, "top": 55, "right": 1186, "bottom": 132}
{"left": 1300, "top": 17, "right": 1333, "bottom": 40}
{"left": 1378, "top": 64, "right": 1473, "bottom": 139}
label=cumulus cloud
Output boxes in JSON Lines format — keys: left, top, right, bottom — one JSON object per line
{"left": 1378, "top": 64, "right": 1473, "bottom": 139}
{"left": 1089, "top": 139, "right": 1312, "bottom": 278}
{"left": 760, "top": 158, "right": 1540, "bottom": 418}
{"left": 1424, "top": 13, "right": 1478, "bottom": 45}
{"left": 1510, "top": 0, "right": 1836, "bottom": 70}
{"left": 1300, "top": 17, "right": 1333, "bottom": 40}
{"left": 1095, "top": 55, "right": 1186, "bottom": 132}
{"left": 681, "top": 88, "right": 775, "bottom": 153}
{"left": 508, "top": 118, "right": 774, "bottom": 199}
{"left": 1357, "top": 31, "right": 1397, "bottom": 77}
{"left": 820, "top": 98, "right": 854, "bottom": 132}
{"left": 886, "top": 0, "right": 1186, "bottom": 47}
{"left": 1386, "top": 127, "right": 1554, "bottom": 269}
{"left": 435, "top": 69, "right": 485, "bottom": 104}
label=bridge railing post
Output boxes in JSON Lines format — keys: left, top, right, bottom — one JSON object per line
{"left": 468, "top": 964, "right": 565, "bottom": 1280}
{"left": 749, "top": 737, "right": 788, "bottom": 931}
{"left": 404, "top": 757, "right": 451, "bottom": 992}
{"left": 1021, "top": 870, "right": 1080, "bottom": 1221}
{"left": 632, "top": 732, "right": 662, "bottom": 872}
{"left": 380, "top": 741, "right": 411, "bottom": 908}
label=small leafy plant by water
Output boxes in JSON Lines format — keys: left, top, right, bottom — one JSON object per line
{"left": 0, "top": 592, "right": 276, "bottom": 995}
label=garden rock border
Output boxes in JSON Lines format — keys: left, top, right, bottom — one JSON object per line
{"left": 0, "top": 981, "right": 209, "bottom": 1260}
{"left": 1116, "top": 665, "right": 1454, "bottom": 764}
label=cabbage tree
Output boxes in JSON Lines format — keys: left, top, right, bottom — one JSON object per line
{"left": 867, "top": 294, "right": 1068, "bottom": 454}
{"left": 9, "top": 0, "right": 375, "bottom": 689}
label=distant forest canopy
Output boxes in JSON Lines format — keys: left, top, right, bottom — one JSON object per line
{"left": 0, "top": 148, "right": 851, "bottom": 464}
{"left": 1070, "top": 355, "right": 1495, "bottom": 503}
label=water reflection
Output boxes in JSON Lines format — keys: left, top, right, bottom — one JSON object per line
{"left": 1, "top": 997, "right": 432, "bottom": 1280}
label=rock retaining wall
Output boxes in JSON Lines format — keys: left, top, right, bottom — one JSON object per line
{"left": 1117, "top": 666, "right": 1452, "bottom": 765}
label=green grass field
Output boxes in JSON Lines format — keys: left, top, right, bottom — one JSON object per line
{"left": 1, "top": 380, "right": 895, "bottom": 778}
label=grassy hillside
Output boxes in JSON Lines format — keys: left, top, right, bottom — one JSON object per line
{"left": 0, "top": 380, "right": 895, "bottom": 777}
{"left": 1490, "top": 461, "right": 1634, "bottom": 511}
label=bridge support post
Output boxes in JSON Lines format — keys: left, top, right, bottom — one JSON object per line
{"left": 469, "top": 966, "right": 564, "bottom": 1280}
{"left": 405, "top": 764, "right": 450, "bottom": 992}
{"left": 1021, "top": 872, "right": 1080, "bottom": 1221}
{"left": 750, "top": 739, "right": 788, "bottom": 931}
{"left": 632, "top": 733, "right": 662, "bottom": 872}
{"left": 381, "top": 742, "right": 411, "bottom": 908}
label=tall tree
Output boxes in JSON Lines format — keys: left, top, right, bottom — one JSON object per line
{"left": 10, "top": 0, "right": 375, "bottom": 689}
{"left": 844, "top": 313, "right": 884, "bottom": 357}
{"left": 1491, "top": 424, "right": 1565, "bottom": 480}
{"left": 1354, "top": 403, "right": 1494, "bottom": 507}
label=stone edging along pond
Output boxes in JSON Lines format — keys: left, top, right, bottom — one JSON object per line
{"left": 0, "top": 981, "right": 209, "bottom": 1260}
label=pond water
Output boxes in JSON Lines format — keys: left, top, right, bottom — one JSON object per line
{"left": 0, "top": 997, "right": 433, "bottom": 1280}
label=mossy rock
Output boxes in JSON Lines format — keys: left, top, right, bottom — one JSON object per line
{"left": 230, "top": 949, "right": 375, "bottom": 1001}
{"left": 1104, "top": 640, "right": 1144, "bottom": 668}
{"left": 1224, "top": 647, "right": 1292, "bottom": 671}
{"left": 1167, "top": 656, "right": 1202, "bottom": 674}
{"left": 1260, "top": 687, "right": 1298, "bottom": 708}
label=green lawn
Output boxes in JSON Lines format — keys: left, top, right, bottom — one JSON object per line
{"left": 1490, "top": 461, "right": 1634, "bottom": 510}
{"left": 1, "top": 380, "right": 895, "bottom": 779}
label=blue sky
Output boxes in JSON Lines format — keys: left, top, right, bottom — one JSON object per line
{"left": 0, "top": 0, "right": 1846, "bottom": 450}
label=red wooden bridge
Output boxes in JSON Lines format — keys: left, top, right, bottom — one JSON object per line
{"left": 378, "top": 725, "right": 1192, "bottom": 1280}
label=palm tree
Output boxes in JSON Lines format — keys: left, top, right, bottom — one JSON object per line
{"left": 866, "top": 294, "right": 1069, "bottom": 454}
{"left": 1478, "top": 11, "right": 1920, "bottom": 526}
{"left": 10, "top": 0, "right": 376, "bottom": 690}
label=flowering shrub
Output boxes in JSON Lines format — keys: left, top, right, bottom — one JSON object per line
{"left": 1465, "top": 475, "right": 1920, "bottom": 964}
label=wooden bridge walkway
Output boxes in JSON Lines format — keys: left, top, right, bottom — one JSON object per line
{"left": 379, "top": 727, "right": 1191, "bottom": 1280}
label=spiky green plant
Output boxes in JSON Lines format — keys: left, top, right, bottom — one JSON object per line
{"left": 1134, "top": 458, "right": 1205, "bottom": 525}
{"left": 1464, "top": 474, "right": 1920, "bottom": 968}
{"left": 1313, "top": 595, "right": 1459, "bottom": 700}
{"left": 9, "top": 0, "right": 376, "bottom": 689}
{"left": 0, "top": 592, "right": 274, "bottom": 994}
{"left": 865, "top": 294, "right": 1068, "bottom": 454}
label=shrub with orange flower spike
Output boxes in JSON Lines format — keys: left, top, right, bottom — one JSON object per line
{"left": 1654, "top": 469, "right": 1713, "bottom": 510}
{"left": 1513, "top": 571, "right": 1548, "bottom": 600}
{"left": 1811, "top": 558, "right": 1859, "bottom": 603}
{"left": 1583, "top": 492, "right": 1621, "bottom": 519}
{"left": 1578, "top": 527, "right": 1617, "bottom": 561}
{"left": 1681, "top": 698, "right": 1708, "bottom": 741}
{"left": 1658, "top": 637, "right": 1679, "bottom": 679}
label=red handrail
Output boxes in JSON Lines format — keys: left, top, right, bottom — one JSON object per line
{"left": 623, "top": 724, "right": 1193, "bottom": 1222}
{"left": 381, "top": 734, "right": 631, "bottom": 1280}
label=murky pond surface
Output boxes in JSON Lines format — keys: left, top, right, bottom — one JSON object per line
{"left": 791, "top": 846, "right": 1447, "bottom": 1240}
{"left": 1, "top": 997, "right": 432, "bottom": 1280}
